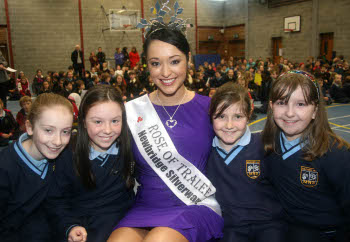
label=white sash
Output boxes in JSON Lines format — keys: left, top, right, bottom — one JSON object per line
{"left": 126, "top": 95, "right": 221, "bottom": 216}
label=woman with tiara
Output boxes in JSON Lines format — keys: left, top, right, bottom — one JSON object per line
{"left": 108, "top": 2, "right": 223, "bottom": 242}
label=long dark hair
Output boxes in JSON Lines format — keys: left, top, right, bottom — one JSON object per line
{"left": 74, "top": 85, "right": 134, "bottom": 189}
{"left": 143, "top": 23, "right": 190, "bottom": 61}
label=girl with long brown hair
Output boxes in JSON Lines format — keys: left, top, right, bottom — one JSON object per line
{"left": 262, "top": 70, "right": 350, "bottom": 242}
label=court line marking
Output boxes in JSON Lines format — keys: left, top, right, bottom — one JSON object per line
{"left": 333, "top": 129, "right": 350, "bottom": 134}
{"left": 332, "top": 123, "right": 350, "bottom": 129}
{"left": 249, "top": 104, "right": 350, "bottom": 127}
{"left": 326, "top": 104, "right": 350, "bottom": 108}
{"left": 252, "top": 123, "right": 350, "bottom": 134}
{"left": 249, "top": 117, "right": 266, "bottom": 126}
{"left": 329, "top": 122, "right": 350, "bottom": 130}
{"left": 328, "top": 115, "right": 350, "bottom": 120}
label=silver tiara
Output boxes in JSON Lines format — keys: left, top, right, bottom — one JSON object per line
{"left": 136, "top": 0, "right": 190, "bottom": 37}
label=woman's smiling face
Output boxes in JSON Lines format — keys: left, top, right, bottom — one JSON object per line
{"left": 147, "top": 40, "right": 187, "bottom": 96}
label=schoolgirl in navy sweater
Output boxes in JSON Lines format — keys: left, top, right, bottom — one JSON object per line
{"left": 47, "top": 85, "right": 134, "bottom": 242}
{"left": 207, "top": 83, "right": 285, "bottom": 242}
{"left": 0, "top": 93, "right": 74, "bottom": 242}
{"left": 262, "top": 70, "right": 350, "bottom": 242}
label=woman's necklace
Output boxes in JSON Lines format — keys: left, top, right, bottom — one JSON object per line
{"left": 156, "top": 89, "right": 187, "bottom": 129}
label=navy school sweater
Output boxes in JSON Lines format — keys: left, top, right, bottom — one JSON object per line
{"left": 264, "top": 134, "right": 350, "bottom": 229}
{"left": 46, "top": 147, "right": 135, "bottom": 240}
{"left": 207, "top": 133, "right": 284, "bottom": 227}
{"left": 0, "top": 141, "right": 55, "bottom": 242}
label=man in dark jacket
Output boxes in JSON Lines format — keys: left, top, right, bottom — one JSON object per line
{"left": 71, "top": 45, "right": 84, "bottom": 77}
{"left": 96, "top": 47, "right": 106, "bottom": 71}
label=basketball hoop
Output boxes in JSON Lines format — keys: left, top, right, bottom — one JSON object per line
{"left": 109, "top": 9, "right": 140, "bottom": 32}
{"left": 284, "top": 29, "right": 294, "bottom": 39}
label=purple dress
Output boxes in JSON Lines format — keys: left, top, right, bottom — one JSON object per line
{"left": 116, "top": 94, "right": 224, "bottom": 241}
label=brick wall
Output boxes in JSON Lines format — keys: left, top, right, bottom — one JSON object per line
{"left": 197, "top": 0, "right": 224, "bottom": 27}
{"left": 6, "top": 0, "right": 81, "bottom": 79}
{"left": 0, "top": 1, "right": 6, "bottom": 25}
{"left": 247, "top": 0, "right": 313, "bottom": 62}
{"left": 318, "top": 0, "right": 350, "bottom": 60}
{"left": 81, "top": 0, "right": 142, "bottom": 70}
{"left": 246, "top": 0, "right": 350, "bottom": 62}
{"left": 2, "top": 0, "right": 350, "bottom": 79}
{"left": 224, "top": 0, "right": 246, "bottom": 26}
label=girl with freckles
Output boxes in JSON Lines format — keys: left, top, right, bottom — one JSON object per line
{"left": 207, "top": 83, "right": 285, "bottom": 242}
{"left": 262, "top": 71, "right": 350, "bottom": 242}
{"left": 0, "top": 93, "right": 74, "bottom": 242}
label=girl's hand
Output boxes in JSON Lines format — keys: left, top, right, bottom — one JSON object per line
{"left": 68, "top": 226, "right": 87, "bottom": 242}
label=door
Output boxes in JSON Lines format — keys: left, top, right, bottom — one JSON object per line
{"left": 198, "top": 41, "right": 221, "bottom": 55}
{"left": 320, "top": 33, "right": 334, "bottom": 62}
{"left": 228, "top": 40, "right": 245, "bottom": 58}
{"left": 272, "top": 37, "right": 282, "bottom": 64}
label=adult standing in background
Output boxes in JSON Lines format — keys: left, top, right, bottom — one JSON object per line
{"left": 0, "top": 51, "right": 10, "bottom": 108}
{"left": 114, "top": 48, "right": 124, "bottom": 68}
{"left": 97, "top": 47, "right": 106, "bottom": 71}
{"left": 122, "top": 47, "right": 129, "bottom": 66}
{"left": 71, "top": 45, "right": 84, "bottom": 77}
{"left": 129, "top": 47, "right": 140, "bottom": 70}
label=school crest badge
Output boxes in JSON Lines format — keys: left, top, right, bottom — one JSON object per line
{"left": 246, "top": 160, "right": 260, "bottom": 179}
{"left": 300, "top": 166, "right": 318, "bottom": 187}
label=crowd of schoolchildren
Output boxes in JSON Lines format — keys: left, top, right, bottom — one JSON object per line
{"left": 0, "top": 45, "right": 350, "bottom": 242}
{"left": 1, "top": 49, "right": 349, "bottom": 148}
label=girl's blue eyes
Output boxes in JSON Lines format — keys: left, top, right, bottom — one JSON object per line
{"left": 276, "top": 101, "right": 307, "bottom": 106}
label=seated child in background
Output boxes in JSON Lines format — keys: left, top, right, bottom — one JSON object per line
{"left": 207, "top": 83, "right": 285, "bottom": 242}
{"left": 343, "top": 76, "right": 350, "bottom": 98}
{"left": 16, "top": 96, "right": 32, "bottom": 134}
{"left": 16, "top": 76, "right": 31, "bottom": 97}
{"left": 0, "top": 99, "right": 20, "bottom": 146}
{"left": 316, "top": 78, "right": 332, "bottom": 105}
{"left": 330, "top": 73, "right": 350, "bottom": 103}
{"left": 75, "top": 80, "right": 87, "bottom": 99}
{"left": 39, "top": 80, "right": 52, "bottom": 94}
